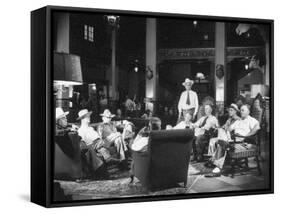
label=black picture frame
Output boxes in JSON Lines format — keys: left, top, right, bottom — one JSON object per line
{"left": 31, "top": 5, "right": 274, "bottom": 208}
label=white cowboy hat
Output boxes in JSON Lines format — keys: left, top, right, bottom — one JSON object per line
{"left": 56, "top": 107, "right": 69, "bottom": 120}
{"left": 182, "top": 78, "right": 194, "bottom": 86}
{"left": 100, "top": 109, "right": 115, "bottom": 118}
{"left": 77, "top": 109, "right": 92, "bottom": 121}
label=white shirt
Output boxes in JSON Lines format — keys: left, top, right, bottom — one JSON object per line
{"left": 178, "top": 90, "right": 199, "bottom": 115}
{"left": 230, "top": 115, "right": 260, "bottom": 142}
{"left": 131, "top": 135, "right": 149, "bottom": 152}
{"left": 173, "top": 121, "right": 193, "bottom": 129}
{"left": 78, "top": 125, "right": 100, "bottom": 146}
{"left": 194, "top": 115, "right": 219, "bottom": 130}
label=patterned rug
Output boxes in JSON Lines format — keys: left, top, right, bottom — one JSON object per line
{"left": 56, "top": 159, "right": 264, "bottom": 201}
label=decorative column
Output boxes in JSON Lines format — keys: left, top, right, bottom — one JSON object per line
{"left": 215, "top": 22, "right": 226, "bottom": 115}
{"left": 54, "top": 12, "right": 70, "bottom": 53}
{"left": 111, "top": 27, "right": 117, "bottom": 100}
{"left": 265, "top": 41, "right": 270, "bottom": 86}
{"left": 145, "top": 18, "right": 157, "bottom": 112}
{"left": 105, "top": 15, "right": 120, "bottom": 101}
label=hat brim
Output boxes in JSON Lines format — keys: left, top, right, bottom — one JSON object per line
{"left": 56, "top": 111, "right": 69, "bottom": 120}
{"left": 228, "top": 106, "right": 239, "bottom": 112}
{"left": 77, "top": 111, "right": 92, "bottom": 121}
{"left": 100, "top": 113, "right": 115, "bottom": 118}
{"left": 182, "top": 81, "right": 194, "bottom": 86}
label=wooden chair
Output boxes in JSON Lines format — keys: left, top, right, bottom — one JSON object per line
{"left": 226, "top": 131, "right": 262, "bottom": 178}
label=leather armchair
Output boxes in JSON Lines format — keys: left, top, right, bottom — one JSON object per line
{"left": 131, "top": 129, "right": 194, "bottom": 191}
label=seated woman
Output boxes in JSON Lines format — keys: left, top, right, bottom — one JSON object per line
{"left": 193, "top": 104, "right": 219, "bottom": 162}
{"left": 251, "top": 94, "right": 264, "bottom": 124}
{"left": 206, "top": 104, "right": 260, "bottom": 176}
{"left": 205, "top": 104, "right": 240, "bottom": 175}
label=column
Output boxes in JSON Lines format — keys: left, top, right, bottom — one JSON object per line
{"left": 145, "top": 18, "right": 157, "bottom": 112}
{"left": 215, "top": 22, "right": 226, "bottom": 115}
{"left": 54, "top": 12, "right": 70, "bottom": 53}
{"left": 111, "top": 27, "right": 117, "bottom": 100}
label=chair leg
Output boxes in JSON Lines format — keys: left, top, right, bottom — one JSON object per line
{"left": 244, "top": 158, "right": 249, "bottom": 170}
{"left": 183, "top": 177, "right": 187, "bottom": 188}
{"left": 231, "top": 159, "right": 236, "bottom": 178}
{"left": 256, "top": 156, "right": 262, "bottom": 175}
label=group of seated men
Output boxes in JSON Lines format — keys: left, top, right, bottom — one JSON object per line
{"left": 169, "top": 103, "right": 260, "bottom": 176}
{"left": 55, "top": 100, "right": 260, "bottom": 180}
{"left": 55, "top": 108, "right": 136, "bottom": 179}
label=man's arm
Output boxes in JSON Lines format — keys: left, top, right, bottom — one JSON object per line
{"left": 178, "top": 92, "right": 183, "bottom": 115}
{"left": 194, "top": 92, "right": 199, "bottom": 117}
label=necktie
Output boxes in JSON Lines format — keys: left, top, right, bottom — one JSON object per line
{"left": 199, "top": 116, "right": 208, "bottom": 128}
{"left": 186, "top": 91, "right": 190, "bottom": 105}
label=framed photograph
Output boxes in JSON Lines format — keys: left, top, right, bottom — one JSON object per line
{"left": 31, "top": 5, "right": 274, "bottom": 207}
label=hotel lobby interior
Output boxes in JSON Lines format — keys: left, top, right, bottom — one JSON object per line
{"left": 53, "top": 12, "right": 271, "bottom": 201}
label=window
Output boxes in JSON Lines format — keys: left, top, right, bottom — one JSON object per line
{"left": 84, "top": 24, "right": 94, "bottom": 42}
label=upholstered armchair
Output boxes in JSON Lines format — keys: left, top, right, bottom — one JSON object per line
{"left": 131, "top": 129, "right": 194, "bottom": 191}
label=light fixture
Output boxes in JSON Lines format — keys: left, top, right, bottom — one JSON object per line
{"left": 89, "top": 83, "right": 96, "bottom": 91}
{"left": 245, "top": 64, "right": 249, "bottom": 70}
{"left": 193, "top": 20, "right": 198, "bottom": 27}
{"left": 104, "top": 15, "right": 120, "bottom": 27}
{"left": 134, "top": 66, "right": 138, "bottom": 72}
{"left": 54, "top": 52, "right": 83, "bottom": 86}
{"left": 196, "top": 72, "right": 205, "bottom": 80}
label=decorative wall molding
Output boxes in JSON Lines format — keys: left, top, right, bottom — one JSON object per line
{"left": 157, "top": 46, "right": 264, "bottom": 62}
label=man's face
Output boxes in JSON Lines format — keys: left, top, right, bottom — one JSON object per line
{"left": 253, "top": 99, "right": 260, "bottom": 108}
{"left": 204, "top": 105, "right": 212, "bottom": 116}
{"left": 228, "top": 108, "right": 236, "bottom": 117}
{"left": 102, "top": 116, "right": 111, "bottom": 123}
{"left": 236, "top": 100, "right": 243, "bottom": 107}
{"left": 82, "top": 115, "right": 91, "bottom": 124}
{"left": 58, "top": 116, "right": 67, "bottom": 128}
{"left": 240, "top": 106, "right": 250, "bottom": 118}
{"left": 184, "top": 84, "right": 192, "bottom": 91}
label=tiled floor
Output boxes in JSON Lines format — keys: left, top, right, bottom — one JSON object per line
{"left": 56, "top": 138, "right": 271, "bottom": 201}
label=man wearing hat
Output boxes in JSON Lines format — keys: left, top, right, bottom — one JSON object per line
{"left": 205, "top": 104, "right": 241, "bottom": 177}
{"left": 77, "top": 109, "right": 122, "bottom": 173}
{"left": 56, "top": 107, "right": 69, "bottom": 132}
{"left": 177, "top": 78, "right": 199, "bottom": 122}
{"left": 98, "top": 109, "right": 128, "bottom": 162}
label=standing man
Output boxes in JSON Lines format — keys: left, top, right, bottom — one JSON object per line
{"left": 178, "top": 78, "right": 199, "bottom": 122}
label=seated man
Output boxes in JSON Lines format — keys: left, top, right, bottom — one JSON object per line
{"left": 173, "top": 111, "right": 194, "bottom": 130}
{"left": 98, "top": 109, "right": 128, "bottom": 161}
{"left": 77, "top": 109, "right": 122, "bottom": 179}
{"left": 206, "top": 104, "right": 260, "bottom": 176}
{"left": 193, "top": 104, "right": 219, "bottom": 162}
{"left": 205, "top": 104, "right": 240, "bottom": 175}
{"left": 55, "top": 107, "right": 79, "bottom": 160}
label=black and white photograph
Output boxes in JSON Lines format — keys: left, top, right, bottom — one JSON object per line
{"left": 50, "top": 8, "right": 273, "bottom": 204}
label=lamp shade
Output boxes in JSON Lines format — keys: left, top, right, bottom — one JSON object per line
{"left": 54, "top": 52, "right": 83, "bottom": 85}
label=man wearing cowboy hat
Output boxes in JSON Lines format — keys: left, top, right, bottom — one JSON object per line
{"left": 56, "top": 107, "right": 69, "bottom": 130}
{"left": 177, "top": 78, "right": 199, "bottom": 122}
{"left": 98, "top": 109, "right": 128, "bottom": 162}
